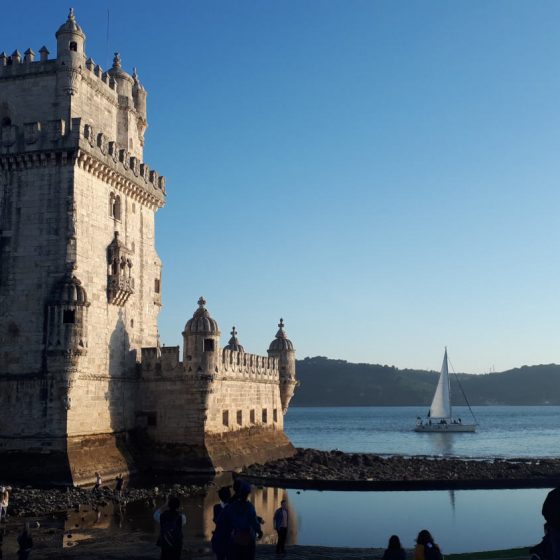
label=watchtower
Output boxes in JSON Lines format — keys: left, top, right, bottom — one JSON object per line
{"left": 0, "top": 10, "right": 165, "bottom": 484}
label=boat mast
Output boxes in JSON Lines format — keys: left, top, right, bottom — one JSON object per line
{"left": 445, "top": 347, "right": 452, "bottom": 419}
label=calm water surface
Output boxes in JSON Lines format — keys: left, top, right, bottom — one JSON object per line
{"left": 285, "top": 406, "right": 560, "bottom": 457}
{"left": 4, "top": 407, "right": 555, "bottom": 554}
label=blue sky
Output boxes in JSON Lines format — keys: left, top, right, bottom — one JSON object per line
{"left": 4, "top": 1, "right": 560, "bottom": 373}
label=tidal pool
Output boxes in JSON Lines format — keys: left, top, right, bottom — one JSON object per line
{"left": 1, "top": 483, "right": 549, "bottom": 555}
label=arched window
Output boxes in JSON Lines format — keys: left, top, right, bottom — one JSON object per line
{"left": 69, "top": 41, "right": 78, "bottom": 52}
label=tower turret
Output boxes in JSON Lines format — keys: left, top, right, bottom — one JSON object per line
{"left": 224, "top": 326, "right": 244, "bottom": 353}
{"left": 109, "top": 52, "right": 133, "bottom": 98}
{"left": 182, "top": 297, "right": 221, "bottom": 375}
{"left": 56, "top": 8, "right": 86, "bottom": 66}
{"left": 267, "top": 318, "right": 297, "bottom": 413}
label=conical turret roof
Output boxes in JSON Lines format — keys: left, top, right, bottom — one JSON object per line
{"left": 183, "top": 297, "right": 220, "bottom": 335}
{"left": 56, "top": 8, "right": 85, "bottom": 38}
{"left": 224, "top": 326, "right": 244, "bottom": 352}
{"left": 268, "top": 318, "right": 294, "bottom": 352}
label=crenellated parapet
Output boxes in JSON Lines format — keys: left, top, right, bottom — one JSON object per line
{"left": 0, "top": 49, "right": 58, "bottom": 78}
{"left": 0, "top": 118, "right": 165, "bottom": 208}
{"left": 140, "top": 345, "right": 280, "bottom": 383}
{"left": 141, "top": 346, "right": 182, "bottom": 377}
{"left": 221, "top": 349, "right": 279, "bottom": 382}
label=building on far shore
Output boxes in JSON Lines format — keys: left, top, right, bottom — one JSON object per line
{"left": 0, "top": 10, "right": 297, "bottom": 485}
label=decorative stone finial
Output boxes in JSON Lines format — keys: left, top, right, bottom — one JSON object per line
{"left": 68, "top": 8, "right": 75, "bottom": 20}
{"left": 132, "top": 67, "right": 139, "bottom": 80}
{"left": 230, "top": 326, "right": 237, "bottom": 337}
{"left": 198, "top": 296, "right": 206, "bottom": 308}
{"left": 278, "top": 318, "right": 284, "bottom": 329}
{"left": 112, "top": 52, "right": 121, "bottom": 69}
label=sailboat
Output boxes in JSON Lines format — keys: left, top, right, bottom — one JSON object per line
{"left": 414, "top": 348, "right": 477, "bottom": 433}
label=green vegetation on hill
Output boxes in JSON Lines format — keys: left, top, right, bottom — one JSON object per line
{"left": 292, "top": 357, "right": 560, "bottom": 406}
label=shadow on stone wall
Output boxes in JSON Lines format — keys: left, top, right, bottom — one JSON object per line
{"left": 100, "top": 311, "right": 138, "bottom": 479}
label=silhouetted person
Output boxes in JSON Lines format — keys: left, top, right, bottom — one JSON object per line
{"left": 383, "top": 535, "right": 406, "bottom": 560}
{"left": 542, "top": 488, "right": 560, "bottom": 560}
{"left": 212, "top": 486, "right": 232, "bottom": 560}
{"left": 415, "top": 529, "right": 442, "bottom": 560}
{"left": 531, "top": 524, "right": 552, "bottom": 560}
{"left": 154, "top": 495, "right": 186, "bottom": 560}
{"left": 217, "top": 481, "right": 262, "bottom": 560}
{"left": 115, "top": 474, "right": 124, "bottom": 497}
{"left": 273, "top": 499, "right": 289, "bottom": 555}
{"left": 17, "top": 524, "right": 33, "bottom": 560}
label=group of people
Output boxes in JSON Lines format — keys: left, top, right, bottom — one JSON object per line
{"left": 382, "top": 531, "right": 443, "bottom": 560}
{"left": 153, "top": 479, "right": 289, "bottom": 560}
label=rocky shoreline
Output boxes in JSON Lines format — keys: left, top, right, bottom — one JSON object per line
{"left": 4, "top": 448, "right": 560, "bottom": 518}
{"left": 240, "top": 448, "right": 560, "bottom": 490}
{"left": 5, "top": 483, "right": 207, "bottom": 518}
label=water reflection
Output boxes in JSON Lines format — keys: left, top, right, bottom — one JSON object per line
{"left": 5, "top": 483, "right": 549, "bottom": 555}
{"left": 61, "top": 475, "right": 297, "bottom": 550}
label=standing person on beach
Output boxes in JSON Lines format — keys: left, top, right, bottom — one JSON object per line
{"left": 542, "top": 488, "right": 560, "bottom": 560}
{"left": 154, "top": 495, "right": 187, "bottom": 560}
{"left": 273, "top": 499, "right": 289, "bottom": 555}
{"left": 0, "top": 487, "right": 9, "bottom": 522}
{"left": 414, "top": 530, "right": 443, "bottom": 560}
{"left": 92, "top": 472, "right": 102, "bottom": 492}
{"left": 383, "top": 535, "right": 406, "bottom": 560}
{"left": 212, "top": 487, "right": 232, "bottom": 560}
{"left": 17, "top": 523, "right": 33, "bottom": 560}
{"left": 114, "top": 474, "right": 124, "bottom": 497}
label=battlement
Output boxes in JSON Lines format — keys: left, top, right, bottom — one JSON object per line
{"left": 221, "top": 349, "right": 279, "bottom": 381}
{"left": 0, "top": 49, "right": 57, "bottom": 78}
{"left": 141, "top": 347, "right": 182, "bottom": 375}
{"left": 140, "top": 346, "right": 280, "bottom": 382}
{"left": 0, "top": 118, "right": 165, "bottom": 208}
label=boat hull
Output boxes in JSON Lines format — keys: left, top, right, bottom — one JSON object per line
{"left": 415, "top": 423, "right": 476, "bottom": 433}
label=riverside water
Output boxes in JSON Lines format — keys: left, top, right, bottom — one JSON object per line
{"left": 284, "top": 405, "right": 560, "bottom": 458}
{"left": 6, "top": 407, "right": 555, "bottom": 555}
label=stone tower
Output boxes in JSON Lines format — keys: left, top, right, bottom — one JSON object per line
{"left": 0, "top": 10, "right": 165, "bottom": 484}
{"left": 268, "top": 319, "right": 297, "bottom": 413}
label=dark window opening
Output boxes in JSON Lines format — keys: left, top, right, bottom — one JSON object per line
{"left": 147, "top": 413, "right": 157, "bottom": 427}
{"left": 130, "top": 319, "right": 134, "bottom": 328}
{"left": 273, "top": 409, "right": 278, "bottom": 423}
{"left": 203, "top": 338, "right": 215, "bottom": 352}
{"left": 154, "top": 278, "right": 160, "bottom": 293}
{"left": 110, "top": 194, "right": 121, "bottom": 220}
{"left": 237, "top": 410, "right": 243, "bottom": 425}
{"left": 262, "top": 409, "right": 268, "bottom": 424}
{"left": 222, "top": 410, "right": 229, "bottom": 427}
{"left": 250, "top": 410, "right": 255, "bottom": 424}
{"left": 63, "top": 309, "right": 75, "bottom": 324}
{"left": 69, "top": 41, "right": 78, "bottom": 52}
{"left": 1, "top": 118, "right": 11, "bottom": 126}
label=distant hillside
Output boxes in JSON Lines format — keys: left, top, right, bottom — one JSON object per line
{"left": 291, "top": 357, "right": 560, "bottom": 406}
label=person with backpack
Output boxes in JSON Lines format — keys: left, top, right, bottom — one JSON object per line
{"left": 414, "top": 529, "right": 443, "bottom": 560}
{"left": 382, "top": 535, "right": 407, "bottom": 560}
{"left": 217, "top": 481, "right": 262, "bottom": 560}
{"left": 154, "top": 495, "right": 187, "bottom": 560}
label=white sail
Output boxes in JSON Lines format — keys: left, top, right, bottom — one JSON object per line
{"left": 429, "top": 349, "right": 451, "bottom": 419}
